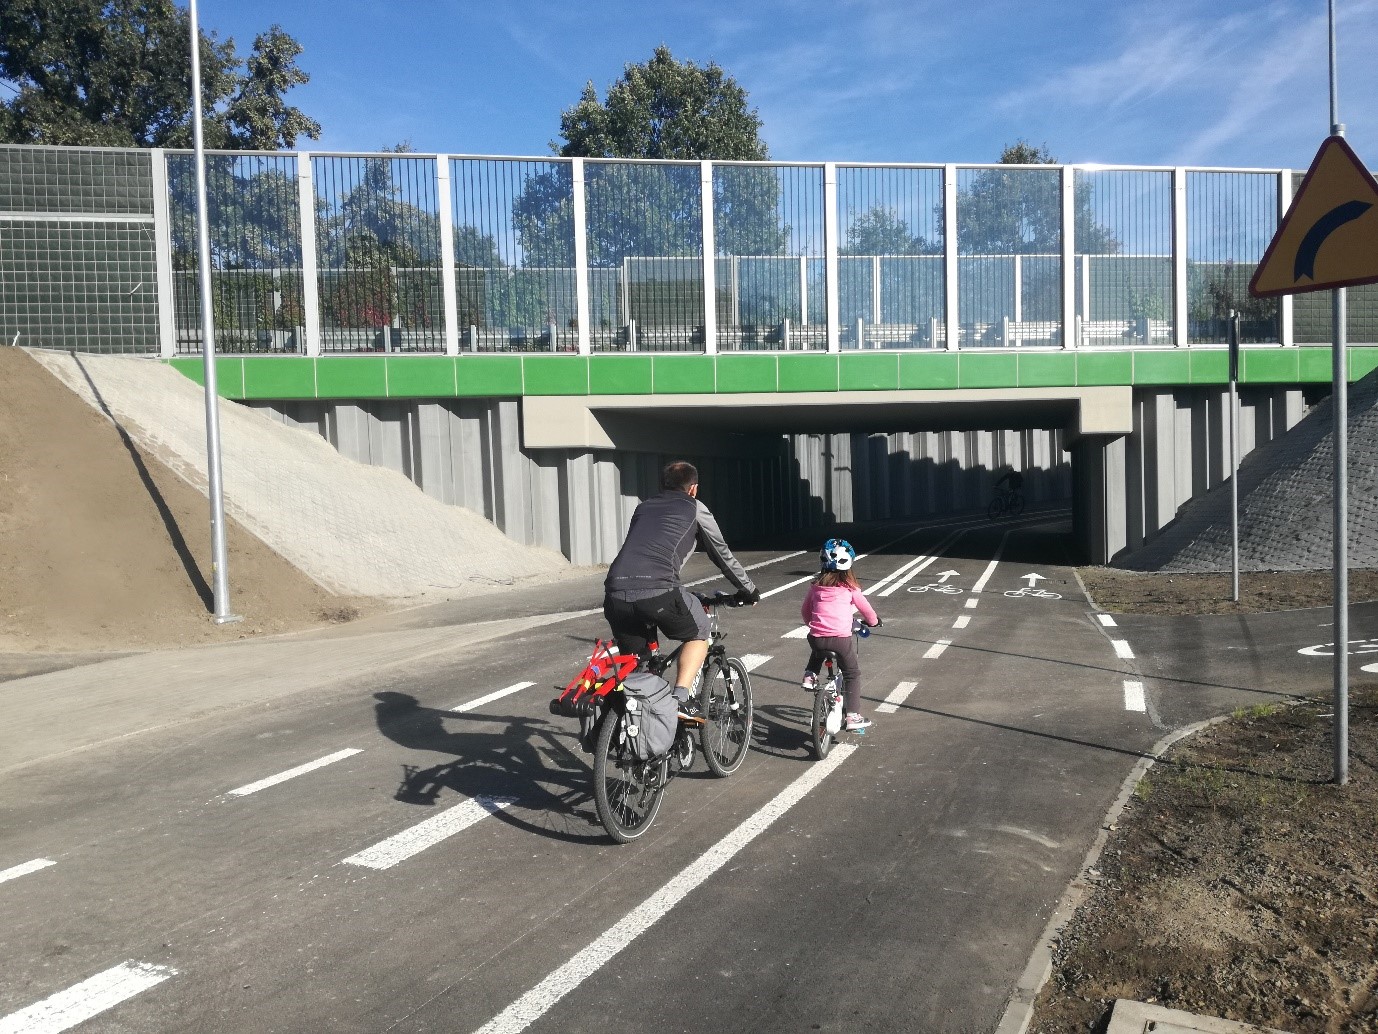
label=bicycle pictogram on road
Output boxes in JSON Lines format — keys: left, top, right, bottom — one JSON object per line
{"left": 907, "top": 583, "right": 964, "bottom": 594}
{"left": 1003, "top": 587, "right": 1063, "bottom": 600}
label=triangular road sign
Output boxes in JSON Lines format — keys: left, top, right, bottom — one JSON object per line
{"left": 1250, "top": 136, "right": 1378, "bottom": 297}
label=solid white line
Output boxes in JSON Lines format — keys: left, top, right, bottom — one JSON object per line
{"left": 863, "top": 554, "right": 931, "bottom": 596}
{"left": 876, "top": 681, "right": 919, "bottom": 715}
{"left": 971, "top": 529, "right": 1012, "bottom": 593}
{"left": 226, "top": 749, "right": 362, "bottom": 797}
{"left": 877, "top": 554, "right": 943, "bottom": 597}
{"left": 964, "top": 598, "right": 979, "bottom": 609}
{"left": 1111, "top": 640, "right": 1135, "bottom": 660}
{"left": 451, "top": 682, "right": 536, "bottom": 714}
{"left": 343, "top": 796, "right": 515, "bottom": 870}
{"left": 1123, "top": 680, "right": 1147, "bottom": 712}
{"left": 738, "top": 654, "right": 772, "bottom": 671}
{"left": 953, "top": 615, "right": 971, "bottom": 629}
{"left": 760, "top": 574, "right": 814, "bottom": 599}
{"left": 0, "top": 859, "right": 55, "bottom": 885}
{"left": 0, "top": 961, "right": 177, "bottom": 1034}
{"left": 924, "top": 640, "right": 951, "bottom": 659}
{"left": 1097, "top": 614, "right": 1117, "bottom": 627}
{"left": 780, "top": 626, "right": 810, "bottom": 639}
{"left": 470, "top": 744, "right": 858, "bottom": 1034}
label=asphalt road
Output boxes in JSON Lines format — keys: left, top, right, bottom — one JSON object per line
{"left": 0, "top": 511, "right": 1356, "bottom": 1033}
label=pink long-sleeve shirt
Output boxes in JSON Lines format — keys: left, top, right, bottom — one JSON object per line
{"left": 800, "top": 582, "right": 878, "bottom": 638}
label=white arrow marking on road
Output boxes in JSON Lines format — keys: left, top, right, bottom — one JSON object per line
{"left": 1022, "top": 573, "right": 1046, "bottom": 587}
{"left": 876, "top": 681, "right": 918, "bottom": 714}
{"left": 0, "top": 961, "right": 177, "bottom": 1034}
{"left": 935, "top": 570, "right": 960, "bottom": 583}
{"left": 0, "top": 858, "right": 55, "bottom": 885}
{"left": 470, "top": 744, "right": 857, "bottom": 1034}
{"left": 227, "top": 748, "right": 363, "bottom": 797}
{"left": 343, "top": 796, "right": 516, "bottom": 870}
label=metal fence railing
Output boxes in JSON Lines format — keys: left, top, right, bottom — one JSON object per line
{"left": 3, "top": 144, "right": 1376, "bottom": 357}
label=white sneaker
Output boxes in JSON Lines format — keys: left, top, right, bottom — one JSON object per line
{"left": 843, "top": 713, "right": 872, "bottom": 731}
{"left": 801, "top": 672, "right": 818, "bottom": 692}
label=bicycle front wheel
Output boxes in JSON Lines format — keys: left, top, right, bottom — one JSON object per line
{"left": 1008, "top": 493, "right": 1025, "bottom": 517}
{"left": 987, "top": 497, "right": 1005, "bottom": 520}
{"left": 811, "top": 680, "right": 837, "bottom": 760}
{"left": 700, "top": 656, "right": 754, "bottom": 777}
{"left": 593, "top": 709, "right": 667, "bottom": 843}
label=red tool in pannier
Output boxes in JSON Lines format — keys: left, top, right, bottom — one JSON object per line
{"left": 549, "top": 638, "right": 649, "bottom": 719}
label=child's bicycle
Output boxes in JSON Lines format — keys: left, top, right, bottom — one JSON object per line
{"left": 809, "top": 618, "right": 876, "bottom": 760}
{"left": 549, "top": 592, "right": 754, "bottom": 843}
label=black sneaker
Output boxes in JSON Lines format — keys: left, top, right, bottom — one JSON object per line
{"left": 677, "top": 699, "right": 705, "bottom": 724}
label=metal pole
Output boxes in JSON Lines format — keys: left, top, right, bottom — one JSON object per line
{"left": 188, "top": 0, "right": 240, "bottom": 625}
{"left": 1228, "top": 312, "right": 1240, "bottom": 603}
{"left": 1328, "top": 0, "right": 1348, "bottom": 784}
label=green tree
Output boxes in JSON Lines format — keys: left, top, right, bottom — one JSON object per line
{"left": 513, "top": 46, "right": 786, "bottom": 276}
{"left": 842, "top": 206, "right": 935, "bottom": 256}
{"left": 0, "top": 0, "right": 320, "bottom": 148}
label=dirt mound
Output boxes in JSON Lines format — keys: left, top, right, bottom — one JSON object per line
{"left": 1117, "top": 368, "right": 1378, "bottom": 573}
{"left": 0, "top": 347, "right": 377, "bottom": 653}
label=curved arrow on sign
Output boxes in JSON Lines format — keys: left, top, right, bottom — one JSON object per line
{"left": 1294, "top": 200, "right": 1373, "bottom": 281}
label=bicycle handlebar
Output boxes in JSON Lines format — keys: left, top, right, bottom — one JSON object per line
{"left": 694, "top": 590, "right": 744, "bottom": 609}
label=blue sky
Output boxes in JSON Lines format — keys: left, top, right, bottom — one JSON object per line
{"left": 199, "top": 0, "right": 1378, "bottom": 170}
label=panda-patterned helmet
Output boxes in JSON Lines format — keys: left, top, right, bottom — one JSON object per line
{"left": 820, "top": 538, "right": 856, "bottom": 572}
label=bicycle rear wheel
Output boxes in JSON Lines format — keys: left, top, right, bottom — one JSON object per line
{"left": 700, "top": 656, "right": 753, "bottom": 776}
{"left": 593, "top": 709, "right": 667, "bottom": 843}
{"left": 987, "top": 497, "right": 1005, "bottom": 520}
{"left": 1008, "top": 493, "right": 1025, "bottom": 517}
{"left": 811, "top": 679, "right": 838, "bottom": 760}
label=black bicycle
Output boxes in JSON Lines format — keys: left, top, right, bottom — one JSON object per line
{"left": 553, "top": 592, "right": 754, "bottom": 843}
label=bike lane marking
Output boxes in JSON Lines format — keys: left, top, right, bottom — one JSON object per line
{"left": 876, "top": 530, "right": 967, "bottom": 597}
{"left": 342, "top": 796, "right": 517, "bottom": 871}
{"left": 1096, "top": 614, "right": 1117, "bottom": 627}
{"left": 924, "top": 640, "right": 952, "bottom": 659}
{"left": 469, "top": 743, "right": 859, "bottom": 1034}
{"left": 225, "top": 748, "right": 364, "bottom": 798}
{"left": 738, "top": 654, "right": 772, "bottom": 671}
{"left": 1111, "top": 640, "right": 1135, "bottom": 660}
{"left": 952, "top": 615, "right": 971, "bottom": 629}
{"left": 0, "top": 960, "right": 177, "bottom": 1034}
{"left": 0, "top": 858, "right": 55, "bottom": 886}
{"left": 970, "top": 529, "right": 1012, "bottom": 593}
{"left": 451, "top": 682, "right": 537, "bottom": 714}
{"left": 1123, "top": 680, "right": 1147, "bottom": 712}
{"left": 876, "top": 681, "right": 919, "bottom": 715}
{"left": 965, "top": 598, "right": 979, "bottom": 609}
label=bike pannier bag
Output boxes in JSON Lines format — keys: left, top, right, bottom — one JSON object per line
{"left": 622, "top": 671, "right": 678, "bottom": 761}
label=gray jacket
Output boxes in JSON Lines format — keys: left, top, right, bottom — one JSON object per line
{"left": 605, "top": 490, "right": 756, "bottom": 597}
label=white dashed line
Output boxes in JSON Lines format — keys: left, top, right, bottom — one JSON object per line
{"left": 470, "top": 744, "right": 858, "bottom": 1034}
{"left": 952, "top": 615, "right": 970, "bottom": 629}
{"left": 1096, "top": 614, "right": 1117, "bottom": 627}
{"left": 781, "top": 626, "right": 810, "bottom": 639}
{"left": 876, "top": 681, "right": 919, "bottom": 714}
{"left": 1111, "top": 640, "right": 1135, "bottom": 660}
{"left": 0, "top": 858, "right": 55, "bottom": 885}
{"left": 923, "top": 640, "right": 951, "bottom": 659}
{"left": 964, "top": 598, "right": 979, "bottom": 609}
{"left": 451, "top": 682, "right": 536, "bottom": 713}
{"left": 343, "top": 796, "right": 516, "bottom": 870}
{"left": 1123, "top": 680, "right": 1147, "bottom": 712}
{"left": 226, "top": 749, "right": 363, "bottom": 798}
{"left": 738, "top": 654, "right": 772, "bottom": 671}
{"left": 970, "top": 530, "right": 1011, "bottom": 593}
{"left": 0, "top": 961, "right": 177, "bottom": 1034}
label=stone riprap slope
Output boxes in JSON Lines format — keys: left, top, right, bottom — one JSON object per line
{"left": 1117, "top": 368, "right": 1378, "bottom": 572}
{"left": 29, "top": 351, "right": 570, "bottom": 599}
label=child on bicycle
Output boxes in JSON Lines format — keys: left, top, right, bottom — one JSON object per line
{"left": 800, "top": 538, "right": 881, "bottom": 732}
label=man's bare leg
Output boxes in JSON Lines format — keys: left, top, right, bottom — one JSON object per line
{"left": 675, "top": 638, "right": 709, "bottom": 695}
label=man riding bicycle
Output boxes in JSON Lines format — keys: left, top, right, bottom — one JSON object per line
{"left": 603, "top": 461, "right": 759, "bottom": 724}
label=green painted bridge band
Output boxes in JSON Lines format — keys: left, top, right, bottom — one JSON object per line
{"left": 168, "top": 347, "right": 1378, "bottom": 402}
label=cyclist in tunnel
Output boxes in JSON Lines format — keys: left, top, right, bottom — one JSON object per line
{"left": 995, "top": 466, "right": 1025, "bottom": 494}
{"left": 603, "top": 461, "right": 760, "bottom": 724}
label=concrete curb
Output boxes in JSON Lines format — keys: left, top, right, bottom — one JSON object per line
{"left": 991, "top": 715, "right": 1230, "bottom": 1034}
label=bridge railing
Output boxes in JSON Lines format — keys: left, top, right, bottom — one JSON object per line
{"left": 3, "top": 144, "right": 1375, "bottom": 357}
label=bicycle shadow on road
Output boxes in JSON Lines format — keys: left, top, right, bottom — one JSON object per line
{"left": 371, "top": 691, "right": 605, "bottom": 844}
{"left": 749, "top": 702, "right": 820, "bottom": 761}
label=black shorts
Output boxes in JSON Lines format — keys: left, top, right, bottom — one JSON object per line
{"left": 603, "top": 588, "right": 710, "bottom": 662}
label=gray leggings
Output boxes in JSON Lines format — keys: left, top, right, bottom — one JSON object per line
{"left": 805, "top": 634, "right": 863, "bottom": 713}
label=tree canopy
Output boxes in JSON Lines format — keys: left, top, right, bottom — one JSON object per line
{"left": 514, "top": 46, "right": 785, "bottom": 272}
{"left": 0, "top": 0, "right": 320, "bottom": 149}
